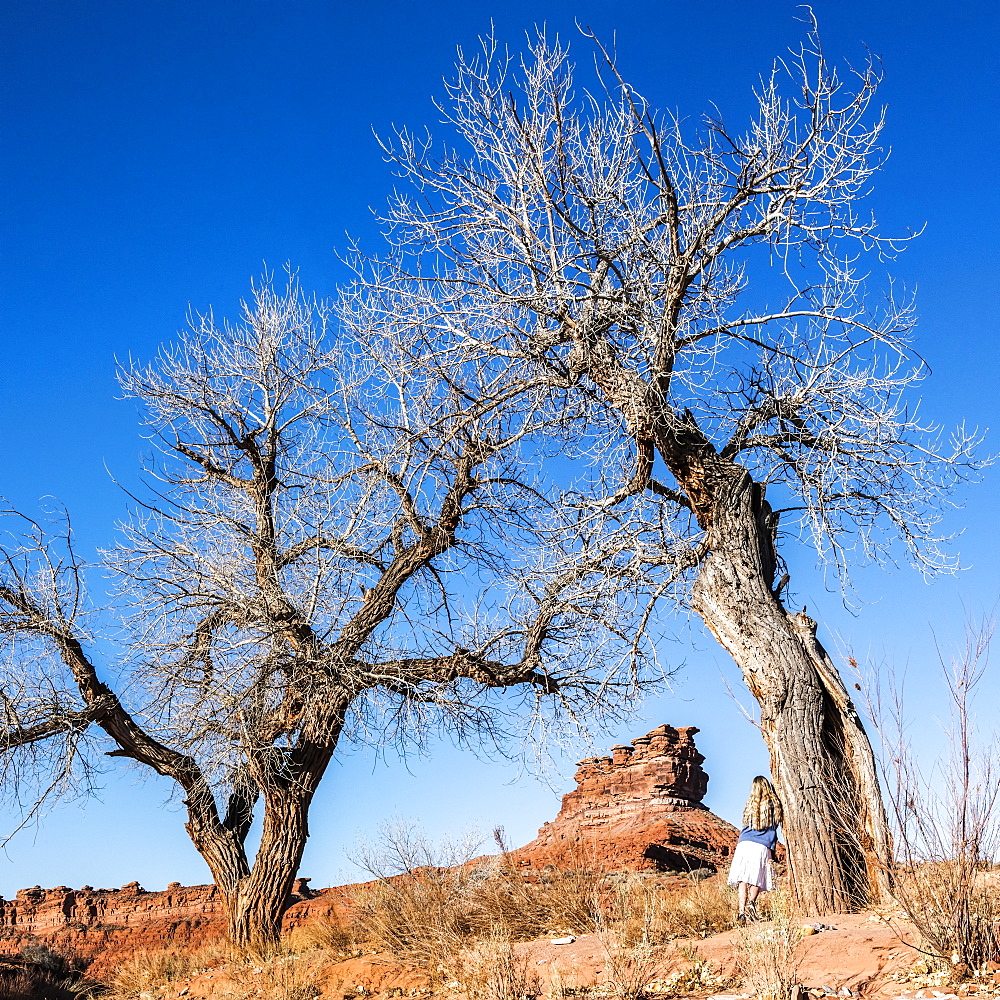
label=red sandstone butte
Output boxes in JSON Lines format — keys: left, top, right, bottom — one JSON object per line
{"left": 0, "top": 724, "right": 736, "bottom": 973}
{"left": 509, "top": 724, "right": 738, "bottom": 872}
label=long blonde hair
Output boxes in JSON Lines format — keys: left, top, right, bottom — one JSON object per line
{"left": 743, "top": 775, "right": 783, "bottom": 830}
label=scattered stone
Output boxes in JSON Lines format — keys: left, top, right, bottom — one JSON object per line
{"left": 551, "top": 936, "right": 576, "bottom": 945}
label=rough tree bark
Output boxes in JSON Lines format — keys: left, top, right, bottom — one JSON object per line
{"left": 686, "top": 465, "right": 892, "bottom": 910}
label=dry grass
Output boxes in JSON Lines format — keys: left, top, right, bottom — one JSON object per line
{"left": 890, "top": 864, "right": 1000, "bottom": 975}
{"left": 598, "top": 929, "right": 659, "bottom": 1000}
{"left": 731, "top": 889, "right": 801, "bottom": 1000}
{"left": 102, "top": 938, "right": 331, "bottom": 1000}
{"left": 285, "top": 916, "right": 355, "bottom": 956}
{"left": 351, "top": 868, "right": 473, "bottom": 972}
{"left": 101, "top": 941, "right": 234, "bottom": 999}
{"left": 453, "top": 931, "right": 542, "bottom": 1000}
{"left": 648, "top": 944, "right": 737, "bottom": 998}
{"left": 866, "top": 622, "right": 1000, "bottom": 977}
{"left": 600, "top": 873, "right": 736, "bottom": 946}
{"left": 229, "top": 952, "right": 328, "bottom": 1000}
{"left": 350, "top": 858, "right": 601, "bottom": 968}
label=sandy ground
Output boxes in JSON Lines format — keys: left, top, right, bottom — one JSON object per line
{"left": 160, "top": 910, "right": 1000, "bottom": 1000}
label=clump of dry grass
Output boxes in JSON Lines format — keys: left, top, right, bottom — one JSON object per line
{"left": 285, "top": 915, "right": 355, "bottom": 956}
{"left": 1, "top": 945, "right": 98, "bottom": 1000}
{"left": 102, "top": 941, "right": 233, "bottom": 999}
{"left": 647, "top": 944, "right": 737, "bottom": 998}
{"left": 598, "top": 929, "right": 659, "bottom": 1000}
{"left": 601, "top": 873, "right": 736, "bottom": 945}
{"left": 351, "top": 867, "right": 474, "bottom": 971}
{"left": 453, "top": 931, "right": 542, "bottom": 1000}
{"left": 731, "top": 889, "right": 801, "bottom": 1000}
{"left": 230, "top": 952, "right": 328, "bottom": 1000}
{"left": 890, "top": 864, "right": 1000, "bottom": 977}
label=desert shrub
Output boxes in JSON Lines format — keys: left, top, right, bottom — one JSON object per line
{"left": 350, "top": 818, "right": 737, "bottom": 981}
{"left": 350, "top": 822, "right": 600, "bottom": 965}
{"left": 890, "top": 863, "right": 1000, "bottom": 975}
{"left": 352, "top": 868, "right": 474, "bottom": 970}
{"left": 453, "top": 931, "right": 541, "bottom": 1000}
{"left": 731, "top": 889, "right": 800, "bottom": 1000}
{"left": 599, "top": 929, "right": 658, "bottom": 1000}
{"left": 462, "top": 844, "right": 601, "bottom": 940}
{"left": 230, "top": 952, "right": 327, "bottom": 1000}
{"left": 101, "top": 941, "right": 233, "bottom": 998}
{"left": 601, "top": 873, "right": 736, "bottom": 945}
{"left": 647, "top": 944, "right": 736, "bottom": 998}
{"left": 865, "top": 621, "right": 1000, "bottom": 976}
{"left": 0, "top": 944, "right": 95, "bottom": 1000}
{"left": 285, "top": 915, "right": 355, "bottom": 955}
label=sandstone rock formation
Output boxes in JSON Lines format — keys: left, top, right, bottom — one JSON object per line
{"left": 510, "top": 724, "right": 738, "bottom": 872}
{"left": 0, "top": 723, "right": 737, "bottom": 974}
{"left": 0, "top": 879, "right": 316, "bottom": 975}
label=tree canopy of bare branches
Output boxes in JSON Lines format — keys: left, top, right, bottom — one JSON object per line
{"left": 346, "top": 23, "right": 987, "bottom": 910}
{"left": 0, "top": 274, "right": 668, "bottom": 946}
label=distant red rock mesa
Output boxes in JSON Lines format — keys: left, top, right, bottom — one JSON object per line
{"left": 0, "top": 724, "right": 736, "bottom": 974}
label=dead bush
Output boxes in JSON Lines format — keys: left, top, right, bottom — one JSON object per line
{"left": 453, "top": 931, "right": 542, "bottom": 1000}
{"left": 602, "top": 873, "right": 736, "bottom": 945}
{"left": 285, "top": 916, "right": 354, "bottom": 956}
{"left": 865, "top": 619, "right": 1000, "bottom": 976}
{"left": 349, "top": 821, "right": 601, "bottom": 966}
{"left": 230, "top": 952, "right": 327, "bottom": 1000}
{"left": 732, "top": 889, "right": 801, "bottom": 1000}
{"left": 102, "top": 941, "right": 232, "bottom": 999}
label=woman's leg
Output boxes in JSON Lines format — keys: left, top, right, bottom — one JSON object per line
{"left": 737, "top": 881, "right": 749, "bottom": 916}
{"left": 746, "top": 884, "right": 761, "bottom": 918}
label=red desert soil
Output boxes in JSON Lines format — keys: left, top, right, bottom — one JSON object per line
{"left": 167, "top": 911, "right": 961, "bottom": 1000}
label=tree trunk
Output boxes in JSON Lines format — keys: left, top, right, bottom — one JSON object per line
{"left": 690, "top": 469, "right": 892, "bottom": 912}
{"left": 184, "top": 752, "right": 331, "bottom": 950}
{"left": 225, "top": 785, "right": 314, "bottom": 950}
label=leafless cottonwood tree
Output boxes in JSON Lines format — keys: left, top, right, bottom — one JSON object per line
{"left": 351, "top": 26, "right": 985, "bottom": 910}
{"left": 0, "top": 276, "right": 666, "bottom": 947}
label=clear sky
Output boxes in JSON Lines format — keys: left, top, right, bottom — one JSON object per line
{"left": 0, "top": 0, "right": 997, "bottom": 898}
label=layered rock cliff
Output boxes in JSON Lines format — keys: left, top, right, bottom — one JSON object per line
{"left": 511, "top": 724, "right": 738, "bottom": 872}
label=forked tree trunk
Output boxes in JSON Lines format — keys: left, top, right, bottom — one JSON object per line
{"left": 226, "top": 790, "right": 311, "bottom": 950}
{"left": 690, "top": 470, "right": 892, "bottom": 912}
{"left": 188, "top": 768, "right": 327, "bottom": 950}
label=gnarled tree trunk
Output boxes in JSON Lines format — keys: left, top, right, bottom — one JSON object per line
{"left": 690, "top": 469, "right": 892, "bottom": 912}
{"left": 187, "top": 742, "right": 334, "bottom": 950}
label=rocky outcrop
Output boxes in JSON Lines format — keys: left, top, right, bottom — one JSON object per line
{"left": 0, "top": 724, "right": 737, "bottom": 974}
{"left": 510, "top": 724, "right": 738, "bottom": 872}
{"left": 0, "top": 879, "right": 317, "bottom": 975}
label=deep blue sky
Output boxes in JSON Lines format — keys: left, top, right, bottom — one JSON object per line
{"left": 0, "top": 0, "right": 997, "bottom": 897}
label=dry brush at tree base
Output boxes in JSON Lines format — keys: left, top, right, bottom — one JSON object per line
{"left": 865, "top": 624, "right": 1000, "bottom": 977}
{"left": 345, "top": 22, "right": 986, "bottom": 911}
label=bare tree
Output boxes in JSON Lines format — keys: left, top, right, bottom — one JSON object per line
{"left": 0, "top": 274, "right": 667, "bottom": 947}
{"left": 350, "top": 24, "right": 986, "bottom": 910}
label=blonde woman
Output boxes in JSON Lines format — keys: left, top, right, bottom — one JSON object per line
{"left": 727, "top": 775, "right": 782, "bottom": 921}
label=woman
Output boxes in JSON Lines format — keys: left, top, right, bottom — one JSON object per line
{"left": 727, "top": 775, "right": 782, "bottom": 922}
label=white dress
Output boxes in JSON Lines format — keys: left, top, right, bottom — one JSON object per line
{"left": 727, "top": 840, "right": 774, "bottom": 890}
